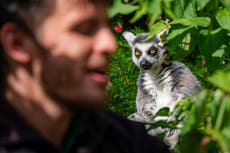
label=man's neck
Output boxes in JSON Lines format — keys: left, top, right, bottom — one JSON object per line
{"left": 5, "top": 67, "right": 72, "bottom": 145}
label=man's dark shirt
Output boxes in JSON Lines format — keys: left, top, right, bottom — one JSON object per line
{"left": 0, "top": 97, "right": 170, "bottom": 153}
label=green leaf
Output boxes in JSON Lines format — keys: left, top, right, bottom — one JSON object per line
{"left": 109, "top": 0, "right": 138, "bottom": 18}
{"left": 130, "top": 1, "right": 148, "bottom": 23}
{"left": 148, "top": 0, "right": 162, "bottom": 25}
{"left": 196, "top": 0, "right": 210, "bottom": 10}
{"left": 175, "top": 98, "right": 193, "bottom": 111}
{"left": 221, "top": 0, "right": 230, "bottom": 12}
{"left": 147, "top": 120, "right": 172, "bottom": 130}
{"left": 208, "top": 71, "right": 230, "bottom": 92}
{"left": 167, "top": 26, "right": 193, "bottom": 54}
{"left": 195, "top": 90, "right": 210, "bottom": 125}
{"left": 212, "top": 46, "right": 226, "bottom": 58}
{"left": 222, "top": 130, "right": 230, "bottom": 152}
{"left": 198, "top": 28, "right": 228, "bottom": 74}
{"left": 171, "top": 0, "right": 197, "bottom": 18}
{"left": 179, "top": 130, "right": 203, "bottom": 153}
{"left": 162, "top": 0, "right": 176, "bottom": 19}
{"left": 147, "top": 21, "right": 169, "bottom": 40}
{"left": 183, "top": 0, "right": 197, "bottom": 18}
{"left": 171, "top": 0, "right": 184, "bottom": 18}
{"left": 180, "top": 106, "right": 196, "bottom": 135}
{"left": 215, "top": 97, "right": 227, "bottom": 130}
{"left": 155, "top": 107, "right": 170, "bottom": 116}
{"left": 170, "top": 17, "right": 211, "bottom": 27}
{"left": 205, "top": 128, "right": 230, "bottom": 153}
{"left": 216, "top": 9, "right": 230, "bottom": 31}
{"left": 175, "top": 32, "right": 197, "bottom": 59}
{"left": 209, "top": 90, "right": 226, "bottom": 125}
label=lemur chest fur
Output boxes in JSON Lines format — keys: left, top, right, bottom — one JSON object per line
{"left": 139, "top": 68, "right": 176, "bottom": 109}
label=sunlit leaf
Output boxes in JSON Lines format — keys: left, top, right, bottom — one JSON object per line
{"left": 109, "top": 0, "right": 138, "bottom": 18}
{"left": 171, "top": 0, "right": 184, "bottom": 18}
{"left": 216, "top": 8, "right": 230, "bottom": 31}
{"left": 170, "top": 17, "right": 211, "bottom": 27}
{"left": 148, "top": 0, "right": 162, "bottom": 25}
{"left": 171, "top": 0, "right": 197, "bottom": 18}
{"left": 147, "top": 21, "right": 169, "bottom": 40}
{"left": 196, "top": 0, "right": 210, "bottom": 10}
{"left": 183, "top": 0, "right": 197, "bottom": 18}
{"left": 221, "top": 0, "right": 230, "bottom": 12}
{"left": 162, "top": 0, "right": 176, "bottom": 19}
{"left": 212, "top": 46, "right": 226, "bottom": 58}
{"left": 208, "top": 71, "right": 230, "bottom": 92}
{"left": 130, "top": 1, "right": 148, "bottom": 23}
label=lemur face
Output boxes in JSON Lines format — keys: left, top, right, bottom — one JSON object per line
{"left": 123, "top": 31, "right": 167, "bottom": 70}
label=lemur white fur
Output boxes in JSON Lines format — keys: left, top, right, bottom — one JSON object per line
{"left": 122, "top": 31, "right": 201, "bottom": 146}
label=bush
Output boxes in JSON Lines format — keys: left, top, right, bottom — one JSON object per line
{"left": 107, "top": 0, "right": 230, "bottom": 152}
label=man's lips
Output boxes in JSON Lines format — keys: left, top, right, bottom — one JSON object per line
{"left": 89, "top": 71, "right": 108, "bottom": 85}
{"left": 87, "top": 59, "right": 110, "bottom": 86}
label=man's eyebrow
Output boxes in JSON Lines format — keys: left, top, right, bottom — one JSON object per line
{"left": 71, "top": 15, "right": 108, "bottom": 27}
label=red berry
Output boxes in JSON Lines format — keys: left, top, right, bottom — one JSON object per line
{"left": 201, "top": 59, "right": 206, "bottom": 65}
{"left": 114, "top": 25, "right": 122, "bottom": 32}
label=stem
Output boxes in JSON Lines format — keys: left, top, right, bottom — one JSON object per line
{"left": 215, "top": 97, "right": 226, "bottom": 130}
{"left": 201, "top": 128, "right": 228, "bottom": 153}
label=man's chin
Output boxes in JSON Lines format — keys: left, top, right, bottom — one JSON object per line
{"left": 53, "top": 92, "right": 107, "bottom": 110}
{"left": 64, "top": 99, "right": 106, "bottom": 112}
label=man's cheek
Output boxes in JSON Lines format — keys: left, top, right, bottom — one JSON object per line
{"left": 41, "top": 55, "right": 81, "bottom": 88}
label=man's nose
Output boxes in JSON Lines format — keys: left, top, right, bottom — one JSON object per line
{"left": 94, "top": 27, "right": 117, "bottom": 54}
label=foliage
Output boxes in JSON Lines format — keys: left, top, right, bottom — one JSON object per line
{"left": 107, "top": 29, "right": 141, "bottom": 116}
{"left": 176, "top": 71, "right": 230, "bottom": 153}
{"left": 109, "top": 0, "right": 230, "bottom": 74}
{"left": 107, "top": 0, "right": 230, "bottom": 152}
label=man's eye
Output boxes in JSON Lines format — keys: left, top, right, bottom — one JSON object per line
{"left": 135, "top": 50, "right": 141, "bottom": 57}
{"left": 71, "top": 24, "right": 98, "bottom": 36}
{"left": 77, "top": 28, "right": 97, "bottom": 36}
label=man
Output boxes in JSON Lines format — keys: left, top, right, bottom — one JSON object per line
{"left": 0, "top": 0, "right": 171, "bottom": 152}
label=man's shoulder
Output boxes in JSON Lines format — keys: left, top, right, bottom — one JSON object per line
{"left": 95, "top": 109, "right": 145, "bottom": 132}
{"left": 92, "top": 109, "right": 171, "bottom": 153}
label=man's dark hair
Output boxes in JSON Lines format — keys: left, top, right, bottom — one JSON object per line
{"left": 0, "top": 0, "right": 54, "bottom": 94}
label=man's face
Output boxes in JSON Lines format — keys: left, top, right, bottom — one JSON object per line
{"left": 31, "top": 0, "right": 116, "bottom": 108}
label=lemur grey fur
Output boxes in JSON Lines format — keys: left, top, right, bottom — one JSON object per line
{"left": 122, "top": 31, "right": 201, "bottom": 146}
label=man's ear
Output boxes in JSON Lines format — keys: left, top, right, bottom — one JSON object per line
{"left": 0, "top": 23, "right": 31, "bottom": 64}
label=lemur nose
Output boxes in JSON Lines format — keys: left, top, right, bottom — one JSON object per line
{"left": 140, "top": 59, "right": 152, "bottom": 70}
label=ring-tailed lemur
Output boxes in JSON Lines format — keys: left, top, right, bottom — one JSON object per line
{"left": 122, "top": 31, "right": 201, "bottom": 146}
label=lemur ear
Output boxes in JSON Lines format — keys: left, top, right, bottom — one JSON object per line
{"left": 122, "top": 31, "right": 136, "bottom": 47}
{"left": 155, "top": 29, "right": 169, "bottom": 47}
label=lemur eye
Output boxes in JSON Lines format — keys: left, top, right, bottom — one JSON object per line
{"left": 135, "top": 50, "right": 141, "bottom": 57}
{"left": 149, "top": 49, "right": 157, "bottom": 55}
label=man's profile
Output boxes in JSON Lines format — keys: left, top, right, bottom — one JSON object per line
{"left": 0, "top": 0, "right": 170, "bottom": 152}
